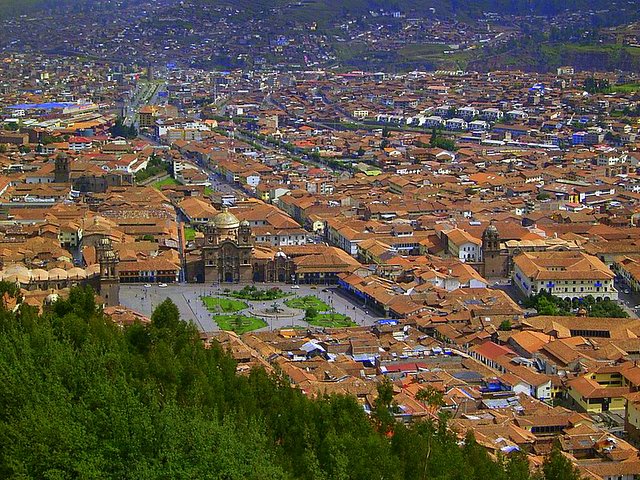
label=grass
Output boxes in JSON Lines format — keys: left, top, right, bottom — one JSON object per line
{"left": 201, "top": 296, "right": 248, "bottom": 313}
{"left": 285, "top": 295, "right": 330, "bottom": 312}
{"left": 153, "top": 177, "right": 180, "bottom": 189}
{"left": 398, "top": 43, "right": 447, "bottom": 61}
{"left": 184, "top": 227, "right": 196, "bottom": 242}
{"left": 611, "top": 83, "right": 640, "bottom": 94}
{"left": 213, "top": 314, "right": 267, "bottom": 334}
{"left": 306, "top": 314, "right": 356, "bottom": 328}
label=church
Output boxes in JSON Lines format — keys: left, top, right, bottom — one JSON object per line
{"left": 201, "top": 208, "right": 254, "bottom": 283}
{"left": 195, "top": 208, "right": 356, "bottom": 284}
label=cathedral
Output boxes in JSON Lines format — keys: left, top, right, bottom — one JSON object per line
{"left": 201, "top": 208, "right": 254, "bottom": 283}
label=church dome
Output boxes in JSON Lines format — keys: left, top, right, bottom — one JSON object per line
{"left": 213, "top": 208, "right": 240, "bottom": 229}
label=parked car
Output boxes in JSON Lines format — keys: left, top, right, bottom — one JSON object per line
{"left": 159, "top": 283, "right": 168, "bottom": 288}
{"left": 144, "top": 284, "right": 152, "bottom": 288}
{"left": 290, "top": 285, "right": 300, "bottom": 289}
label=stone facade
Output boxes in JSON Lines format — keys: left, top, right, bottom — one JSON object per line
{"left": 201, "top": 208, "right": 254, "bottom": 283}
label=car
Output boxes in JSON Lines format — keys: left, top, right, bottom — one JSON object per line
{"left": 144, "top": 284, "right": 152, "bottom": 288}
{"left": 310, "top": 286, "right": 317, "bottom": 289}
{"left": 290, "top": 285, "right": 300, "bottom": 289}
{"left": 158, "top": 283, "right": 168, "bottom": 288}
{"left": 625, "top": 289, "right": 631, "bottom": 294}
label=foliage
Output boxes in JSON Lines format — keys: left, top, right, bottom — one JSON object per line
{"left": 109, "top": 117, "right": 138, "bottom": 139}
{"left": 184, "top": 226, "right": 196, "bottom": 242}
{"left": 0, "top": 280, "right": 22, "bottom": 302}
{"left": 499, "top": 320, "right": 512, "bottom": 331}
{"left": 0, "top": 286, "right": 580, "bottom": 479}
{"left": 416, "top": 385, "right": 444, "bottom": 408}
{"left": 201, "top": 296, "right": 248, "bottom": 313}
{"left": 230, "top": 285, "right": 288, "bottom": 300}
{"left": 305, "top": 307, "right": 318, "bottom": 319}
{"left": 135, "top": 154, "right": 171, "bottom": 183}
{"left": 583, "top": 77, "right": 611, "bottom": 94}
{"left": 429, "top": 128, "right": 456, "bottom": 151}
{"left": 305, "top": 313, "right": 356, "bottom": 328}
{"left": 524, "top": 291, "right": 628, "bottom": 318}
{"left": 543, "top": 442, "right": 582, "bottom": 480}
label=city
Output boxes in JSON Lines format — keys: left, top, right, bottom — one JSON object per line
{"left": 1, "top": 1, "right": 640, "bottom": 479}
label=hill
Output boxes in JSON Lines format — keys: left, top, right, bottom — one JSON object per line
{"left": 0, "top": 284, "right": 578, "bottom": 479}
{"left": 195, "top": 0, "right": 631, "bottom": 23}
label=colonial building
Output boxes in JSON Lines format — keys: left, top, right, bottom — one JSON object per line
{"left": 0, "top": 236, "right": 121, "bottom": 307}
{"left": 201, "top": 208, "right": 254, "bottom": 283}
{"left": 512, "top": 251, "right": 617, "bottom": 301}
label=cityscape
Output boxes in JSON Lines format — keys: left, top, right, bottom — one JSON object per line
{"left": 1, "top": 0, "right": 640, "bottom": 478}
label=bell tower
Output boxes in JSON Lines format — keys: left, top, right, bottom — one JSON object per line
{"left": 54, "top": 153, "right": 70, "bottom": 183}
{"left": 482, "top": 222, "right": 505, "bottom": 278}
{"left": 97, "top": 237, "right": 120, "bottom": 306}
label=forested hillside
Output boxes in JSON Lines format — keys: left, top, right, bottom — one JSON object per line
{"left": 0, "top": 285, "right": 579, "bottom": 479}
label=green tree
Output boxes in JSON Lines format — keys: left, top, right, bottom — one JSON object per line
{"left": 305, "top": 307, "right": 318, "bottom": 319}
{"left": 151, "top": 297, "right": 181, "bottom": 330}
{"left": 372, "top": 378, "right": 396, "bottom": 433}
{"left": 504, "top": 450, "right": 532, "bottom": 480}
{"left": 416, "top": 385, "right": 444, "bottom": 408}
{"left": 543, "top": 441, "right": 582, "bottom": 480}
{"left": 499, "top": 320, "right": 512, "bottom": 331}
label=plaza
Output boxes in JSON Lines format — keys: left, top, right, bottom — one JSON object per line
{"left": 119, "top": 282, "right": 381, "bottom": 332}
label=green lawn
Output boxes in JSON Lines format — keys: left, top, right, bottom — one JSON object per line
{"left": 212, "top": 314, "right": 267, "bottom": 334}
{"left": 153, "top": 177, "right": 180, "bottom": 189}
{"left": 201, "top": 296, "right": 248, "bottom": 313}
{"left": 285, "top": 295, "right": 330, "bottom": 312}
{"left": 612, "top": 83, "right": 640, "bottom": 93}
{"left": 184, "top": 227, "right": 196, "bottom": 242}
{"left": 306, "top": 314, "right": 356, "bottom": 328}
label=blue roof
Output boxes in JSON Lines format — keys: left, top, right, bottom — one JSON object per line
{"left": 8, "top": 102, "right": 82, "bottom": 110}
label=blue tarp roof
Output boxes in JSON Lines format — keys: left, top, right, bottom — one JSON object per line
{"left": 8, "top": 102, "right": 84, "bottom": 110}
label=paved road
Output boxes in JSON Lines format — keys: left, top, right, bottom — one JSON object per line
{"left": 120, "top": 283, "right": 381, "bottom": 333}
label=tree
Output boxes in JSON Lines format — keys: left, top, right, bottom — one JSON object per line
{"left": 0, "top": 144, "right": 7, "bottom": 154}
{"left": 499, "top": 319, "right": 512, "bottom": 331}
{"left": 151, "top": 298, "right": 181, "bottom": 330}
{"left": 372, "top": 378, "right": 397, "bottom": 433}
{"left": 543, "top": 441, "right": 582, "bottom": 480}
{"left": 305, "top": 307, "right": 318, "bottom": 319}
{"left": 416, "top": 385, "right": 444, "bottom": 408}
{"left": 504, "top": 450, "right": 532, "bottom": 480}
{"left": 109, "top": 117, "right": 138, "bottom": 139}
